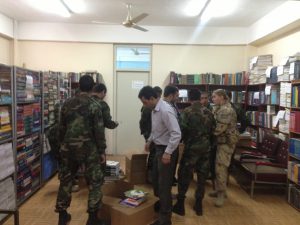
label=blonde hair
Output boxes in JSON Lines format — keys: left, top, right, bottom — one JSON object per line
{"left": 213, "top": 89, "right": 228, "bottom": 100}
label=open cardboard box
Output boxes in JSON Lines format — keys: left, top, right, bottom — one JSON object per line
{"left": 125, "top": 154, "right": 148, "bottom": 184}
{"left": 101, "top": 174, "right": 157, "bottom": 225}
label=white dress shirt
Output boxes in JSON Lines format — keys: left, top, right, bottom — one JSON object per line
{"left": 148, "top": 98, "right": 181, "bottom": 154}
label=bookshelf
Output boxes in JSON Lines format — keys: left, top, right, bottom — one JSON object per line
{"left": 288, "top": 79, "right": 300, "bottom": 211}
{"left": 14, "top": 67, "right": 42, "bottom": 205}
{"left": 41, "top": 71, "right": 59, "bottom": 182}
{"left": 0, "top": 64, "right": 17, "bottom": 222}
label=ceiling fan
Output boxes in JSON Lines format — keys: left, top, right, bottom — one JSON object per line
{"left": 92, "top": 3, "right": 149, "bottom": 32}
{"left": 131, "top": 48, "right": 149, "bottom": 55}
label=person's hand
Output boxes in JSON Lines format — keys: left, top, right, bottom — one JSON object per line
{"left": 100, "top": 154, "right": 106, "bottom": 164}
{"left": 145, "top": 142, "right": 151, "bottom": 152}
{"left": 162, "top": 152, "right": 171, "bottom": 164}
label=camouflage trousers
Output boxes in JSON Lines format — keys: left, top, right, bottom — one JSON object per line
{"left": 215, "top": 143, "right": 235, "bottom": 191}
{"left": 177, "top": 149, "right": 210, "bottom": 200}
{"left": 55, "top": 144, "right": 104, "bottom": 213}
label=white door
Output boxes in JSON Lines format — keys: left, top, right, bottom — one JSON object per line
{"left": 116, "top": 71, "right": 149, "bottom": 155}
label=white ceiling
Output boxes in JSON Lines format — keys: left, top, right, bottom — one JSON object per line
{"left": 0, "top": 0, "right": 289, "bottom": 27}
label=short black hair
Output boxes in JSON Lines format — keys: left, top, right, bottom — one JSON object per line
{"left": 93, "top": 83, "right": 107, "bottom": 93}
{"left": 153, "top": 86, "right": 162, "bottom": 97}
{"left": 138, "top": 86, "right": 158, "bottom": 100}
{"left": 79, "top": 75, "right": 94, "bottom": 92}
{"left": 163, "top": 85, "right": 179, "bottom": 97}
{"left": 189, "top": 88, "right": 201, "bottom": 101}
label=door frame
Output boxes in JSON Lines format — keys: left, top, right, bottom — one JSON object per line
{"left": 113, "top": 44, "right": 152, "bottom": 154}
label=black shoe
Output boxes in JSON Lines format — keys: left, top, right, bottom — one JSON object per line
{"left": 193, "top": 199, "right": 203, "bottom": 216}
{"left": 172, "top": 199, "right": 185, "bottom": 216}
{"left": 150, "top": 220, "right": 160, "bottom": 225}
{"left": 154, "top": 200, "right": 160, "bottom": 213}
{"left": 58, "top": 211, "right": 71, "bottom": 225}
{"left": 86, "top": 212, "right": 107, "bottom": 225}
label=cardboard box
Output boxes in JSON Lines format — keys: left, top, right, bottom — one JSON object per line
{"left": 125, "top": 154, "right": 148, "bottom": 184}
{"left": 111, "top": 196, "right": 158, "bottom": 225}
{"left": 102, "top": 179, "right": 134, "bottom": 198}
{"left": 126, "top": 154, "right": 148, "bottom": 172}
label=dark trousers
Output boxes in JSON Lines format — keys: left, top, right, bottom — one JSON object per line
{"left": 152, "top": 145, "right": 177, "bottom": 225}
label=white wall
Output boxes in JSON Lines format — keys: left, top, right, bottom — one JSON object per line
{"left": 0, "top": 35, "right": 12, "bottom": 65}
{"left": 257, "top": 30, "right": 300, "bottom": 65}
{"left": 152, "top": 44, "right": 249, "bottom": 87}
{"left": 18, "top": 22, "right": 248, "bottom": 45}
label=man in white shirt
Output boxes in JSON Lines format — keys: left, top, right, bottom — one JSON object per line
{"left": 138, "top": 86, "right": 181, "bottom": 225}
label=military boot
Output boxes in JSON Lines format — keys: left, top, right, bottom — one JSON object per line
{"left": 86, "top": 212, "right": 107, "bottom": 225}
{"left": 209, "top": 191, "right": 227, "bottom": 198}
{"left": 193, "top": 198, "right": 203, "bottom": 216}
{"left": 172, "top": 199, "right": 185, "bottom": 216}
{"left": 58, "top": 211, "right": 71, "bottom": 225}
{"left": 214, "top": 191, "right": 225, "bottom": 207}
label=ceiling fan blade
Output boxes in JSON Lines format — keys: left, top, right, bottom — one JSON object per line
{"left": 132, "top": 23, "right": 148, "bottom": 32}
{"left": 131, "top": 13, "right": 148, "bottom": 23}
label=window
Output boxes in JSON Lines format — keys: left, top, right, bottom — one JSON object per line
{"left": 116, "top": 46, "right": 151, "bottom": 70}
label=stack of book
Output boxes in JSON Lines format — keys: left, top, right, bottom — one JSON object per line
{"left": 0, "top": 106, "right": 12, "bottom": 141}
{"left": 280, "top": 82, "right": 292, "bottom": 107}
{"left": 289, "top": 53, "right": 300, "bottom": 81}
{"left": 119, "top": 189, "right": 147, "bottom": 208}
{"left": 249, "top": 55, "right": 273, "bottom": 84}
{"left": 105, "top": 160, "right": 120, "bottom": 181}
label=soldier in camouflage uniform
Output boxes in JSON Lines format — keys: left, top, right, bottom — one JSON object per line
{"left": 139, "top": 86, "right": 162, "bottom": 184}
{"left": 91, "top": 83, "right": 119, "bottom": 129}
{"left": 200, "top": 91, "right": 213, "bottom": 111}
{"left": 55, "top": 75, "right": 106, "bottom": 225}
{"left": 173, "top": 89, "right": 216, "bottom": 216}
{"left": 210, "top": 89, "right": 239, "bottom": 207}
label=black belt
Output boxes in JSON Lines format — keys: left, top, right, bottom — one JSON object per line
{"left": 155, "top": 144, "right": 167, "bottom": 148}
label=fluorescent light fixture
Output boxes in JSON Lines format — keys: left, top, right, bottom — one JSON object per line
{"left": 205, "top": 0, "right": 239, "bottom": 18}
{"left": 24, "top": 0, "right": 85, "bottom": 17}
{"left": 184, "top": 0, "right": 207, "bottom": 17}
{"left": 63, "top": 0, "right": 86, "bottom": 14}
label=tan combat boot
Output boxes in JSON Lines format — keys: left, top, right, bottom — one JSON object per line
{"left": 214, "top": 191, "right": 225, "bottom": 207}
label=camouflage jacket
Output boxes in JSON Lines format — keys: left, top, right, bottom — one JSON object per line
{"left": 59, "top": 93, "right": 106, "bottom": 154}
{"left": 91, "top": 96, "right": 118, "bottom": 129}
{"left": 180, "top": 102, "right": 216, "bottom": 151}
{"left": 139, "top": 106, "right": 152, "bottom": 140}
{"left": 213, "top": 102, "right": 239, "bottom": 145}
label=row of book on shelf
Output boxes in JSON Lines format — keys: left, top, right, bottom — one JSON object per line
{"left": 169, "top": 71, "right": 248, "bottom": 85}
{"left": 288, "top": 184, "right": 300, "bottom": 210}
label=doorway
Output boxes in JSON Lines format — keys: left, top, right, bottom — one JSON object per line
{"left": 116, "top": 71, "right": 149, "bottom": 154}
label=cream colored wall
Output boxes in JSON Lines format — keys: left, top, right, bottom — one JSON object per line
{"left": 17, "top": 40, "right": 115, "bottom": 153}
{"left": 0, "top": 35, "right": 12, "bottom": 65}
{"left": 257, "top": 30, "right": 300, "bottom": 65}
{"left": 152, "top": 45, "right": 249, "bottom": 87}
